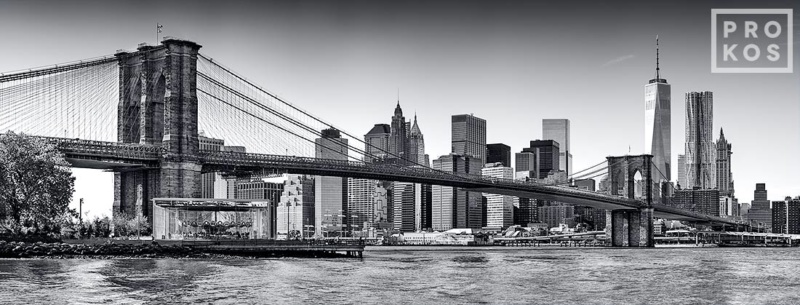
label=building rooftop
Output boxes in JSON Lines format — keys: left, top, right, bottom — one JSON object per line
{"left": 366, "top": 124, "right": 391, "bottom": 135}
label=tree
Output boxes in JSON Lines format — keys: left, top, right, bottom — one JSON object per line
{"left": 0, "top": 132, "right": 75, "bottom": 231}
{"left": 112, "top": 212, "right": 150, "bottom": 237}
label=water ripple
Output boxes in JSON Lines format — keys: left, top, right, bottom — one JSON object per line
{"left": 1, "top": 248, "right": 800, "bottom": 304}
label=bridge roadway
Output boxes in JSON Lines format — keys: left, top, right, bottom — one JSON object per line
{"left": 36, "top": 136, "right": 744, "bottom": 227}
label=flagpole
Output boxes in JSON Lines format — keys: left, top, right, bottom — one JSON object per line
{"left": 157, "top": 23, "right": 163, "bottom": 44}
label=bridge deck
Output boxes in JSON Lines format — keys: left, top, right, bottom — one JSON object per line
{"left": 31, "top": 136, "right": 747, "bottom": 227}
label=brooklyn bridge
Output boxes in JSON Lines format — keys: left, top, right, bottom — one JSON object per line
{"left": 0, "top": 38, "right": 748, "bottom": 247}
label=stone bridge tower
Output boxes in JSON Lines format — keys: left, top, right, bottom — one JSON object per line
{"left": 113, "top": 38, "right": 202, "bottom": 221}
{"left": 605, "top": 154, "right": 655, "bottom": 247}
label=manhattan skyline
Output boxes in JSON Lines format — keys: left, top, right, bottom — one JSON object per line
{"left": 0, "top": 0, "right": 798, "bottom": 218}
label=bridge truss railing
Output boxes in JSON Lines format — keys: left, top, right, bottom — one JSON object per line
{"left": 41, "top": 136, "right": 163, "bottom": 161}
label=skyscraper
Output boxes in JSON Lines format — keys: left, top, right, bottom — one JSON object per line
{"left": 389, "top": 102, "right": 408, "bottom": 161}
{"left": 392, "top": 181, "right": 417, "bottom": 232}
{"left": 408, "top": 114, "right": 428, "bottom": 166}
{"left": 487, "top": 143, "right": 512, "bottom": 167}
{"left": 715, "top": 128, "right": 734, "bottom": 197}
{"left": 482, "top": 163, "right": 514, "bottom": 229}
{"left": 748, "top": 183, "right": 771, "bottom": 231}
{"left": 451, "top": 114, "right": 487, "bottom": 165}
{"left": 416, "top": 183, "right": 433, "bottom": 231}
{"left": 513, "top": 197, "right": 537, "bottom": 226}
{"left": 523, "top": 140, "right": 560, "bottom": 179}
{"left": 515, "top": 151, "right": 537, "bottom": 179}
{"left": 644, "top": 37, "right": 671, "bottom": 182}
{"left": 542, "top": 119, "right": 572, "bottom": 175}
{"left": 677, "top": 154, "right": 686, "bottom": 189}
{"left": 347, "top": 178, "right": 375, "bottom": 231}
{"left": 390, "top": 179, "right": 432, "bottom": 232}
{"left": 364, "top": 124, "right": 391, "bottom": 162}
{"left": 685, "top": 91, "right": 715, "bottom": 189}
{"left": 431, "top": 154, "right": 483, "bottom": 230}
{"left": 315, "top": 128, "right": 349, "bottom": 237}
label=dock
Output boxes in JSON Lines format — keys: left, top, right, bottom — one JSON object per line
{"left": 153, "top": 239, "right": 365, "bottom": 258}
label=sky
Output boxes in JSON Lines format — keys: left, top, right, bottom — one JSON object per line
{"left": 0, "top": 0, "right": 798, "bottom": 218}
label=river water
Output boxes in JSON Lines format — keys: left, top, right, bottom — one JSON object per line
{"left": 1, "top": 247, "right": 799, "bottom": 304}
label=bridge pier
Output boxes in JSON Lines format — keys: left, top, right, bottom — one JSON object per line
{"left": 113, "top": 38, "right": 203, "bottom": 221}
{"left": 606, "top": 208, "right": 653, "bottom": 247}
{"left": 159, "top": 161, "right": 203, "bottom": 199}
{"left": 114, "top": 170, "right": 160, "bottom": 221}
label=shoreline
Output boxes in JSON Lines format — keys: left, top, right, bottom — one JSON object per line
{"left": 0, "top": 240, "right": 360, "bottom": 259}
{"left": 3, "top": 241, "right": 791, "bottom": 259}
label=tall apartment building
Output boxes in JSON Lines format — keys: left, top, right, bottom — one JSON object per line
{"left": 772, "top": 197, "right": 800, "bottom": 234}
{"left": 685, "top": 91, "right": 715, "bottom": 189}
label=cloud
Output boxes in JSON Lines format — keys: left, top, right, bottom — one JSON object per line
{"left": 601, "top": 54, "right": 635, "bottom": 67}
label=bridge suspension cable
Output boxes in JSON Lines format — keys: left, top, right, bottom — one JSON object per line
{"left": 0, "top": 58, "right": 118, "bottom": 141}
{"left": 568, "top": 160, "right": 607, "bottom": 179}
{"left": 196, "top": 54, "right": 511, "bottom": 185}
{"left": 197, "top": 55, "right": 433, "bottom": 167}
{"left": 197, "top": 87, "right": 368, "bottom": 163}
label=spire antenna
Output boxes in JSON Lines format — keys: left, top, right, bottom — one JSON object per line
{"left": 656, "top": 35, "right": 660, "bottom": 80}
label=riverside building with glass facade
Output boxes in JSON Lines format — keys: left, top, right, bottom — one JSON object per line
{"left": 152, "top": 198, "right": 272, "bottom": 240}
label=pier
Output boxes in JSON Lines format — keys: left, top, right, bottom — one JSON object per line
{"left": 155, "top": 239, "right": 365, "bottom": 258}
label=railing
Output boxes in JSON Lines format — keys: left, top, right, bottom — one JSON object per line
{"left": 41, "top": 136, "right": 163, "bottom": 161}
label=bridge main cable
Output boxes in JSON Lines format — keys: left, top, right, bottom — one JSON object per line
{"left": 0, "top": 56, "right": 116, "bottom": 83}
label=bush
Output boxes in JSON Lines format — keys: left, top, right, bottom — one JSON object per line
{"left": 112, "top": 212, "right": 150, "bottom": 237}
